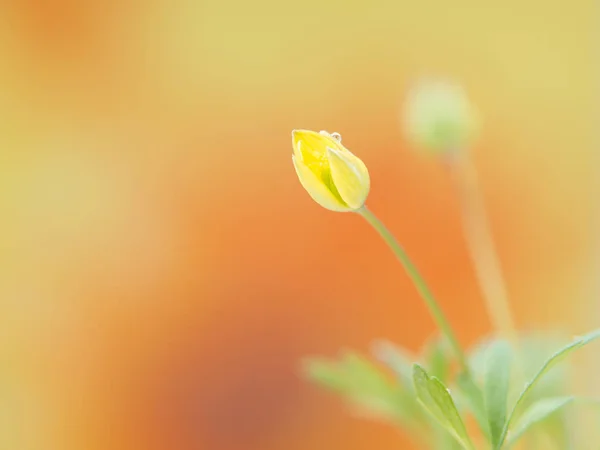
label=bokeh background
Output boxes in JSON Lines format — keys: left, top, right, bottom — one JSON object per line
{"left": 0, "top": 1, "right": 596, "bottom": 449}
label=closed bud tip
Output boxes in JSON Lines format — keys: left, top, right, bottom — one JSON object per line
{"left": 402, "top": 78, "right": 480, "bottom": 155}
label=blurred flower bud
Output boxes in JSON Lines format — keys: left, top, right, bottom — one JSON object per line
{"left": 403, "top": 79, "right": 479, "bottom": 154}
{"left": 291, "top": 130, "right": 370, "bottom": 212}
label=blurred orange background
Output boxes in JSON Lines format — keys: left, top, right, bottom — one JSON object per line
{"left": 0, "top": 1, "right": 596, "bottom": 449}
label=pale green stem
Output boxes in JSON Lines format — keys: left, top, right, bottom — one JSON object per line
{"left": 450, "top": 156, "right": 517, "bottom": 342}
{"left": 450, "top": 155, "right": 531, "bottom": 447}
{"left": 357, "top": 206, "right": 469, "bottom": 374}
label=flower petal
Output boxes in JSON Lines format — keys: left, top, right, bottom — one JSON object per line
{"left": 292, "top": 129, "right": 343, "bottom": 163}
{"left": 326, "top": 147, "right": 370, "bottom": 210}
{"left": 292, "top": 155, "right": 351, "bottom": 212}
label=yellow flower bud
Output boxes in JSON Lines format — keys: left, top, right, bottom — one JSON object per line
{"left": 291, "top": 130, "right": 370, "bottom": 212}
{"left": 403, "top": 79, "right": 479, "bottom": 154}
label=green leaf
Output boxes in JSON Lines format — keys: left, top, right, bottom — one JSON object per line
{"left": 505, "top": 396, "right": 574, "bottom": 448}
{"left": 303, "top": 351, "right": 423, "bottom": 428}
{"left": 413, "top": 364, "right": 474, "bottom": 450}
{"left": 340, "top": 350, "right": 386, "bottom": 388}
{"left": 371, "top": 340, "right": 415, "bottom": 391}
{"left": 456, "top": 372, "right": 490, "bottom": 439}
{"left": 497, "top": 329, "right": 600, "bottom": 448}
{"left": 432, "top": 425, "right": 467, "bottom": 450}
{"left": 303, "top": 356, "right": 351, "bottom": 391}
{"left": 421, "top": 335, "right": 453, "bottom": 384}
{"left": 468, "top": 332, "right": 570, "bottom": 394}
{"left": 483, "top": 340, "right": 512, "bottom": 449}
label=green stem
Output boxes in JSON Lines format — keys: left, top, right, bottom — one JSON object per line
{"left": 357, "top": 206, "right": 469, "bottom": 374}
{"left": 450, "top": 156, "right": 517, "bottom": 342}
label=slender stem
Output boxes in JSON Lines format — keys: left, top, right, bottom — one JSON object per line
{"left": 450, "top": 154, "right": 534, "bottom": 447}
{"left": 357, "top": 206, "right": 469, "bottom": 373}
{"left": 449, "top": 155, "right": 517, "bottom": 342}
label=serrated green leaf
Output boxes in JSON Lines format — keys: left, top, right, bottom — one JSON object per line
{"left": 429, "top": 377, "right": 474, "bottom": 448}
{"left": 468, "top": 332, "right": 569, "bottom": 398}
{"left": 371, "top": 339, "right": 415, "bottom": 391}
{"left": 456, "top": 372, "right": 490, "bottom": 439}
{"left": 422, "top": 335, "right": 453, "bottom": 384}
{"left": 497, "top": 328, "right": 600, "bottom": 448}
{"left": 413, "top": 364, "right": 474, "bottom": 450}
{"left": 431, "top": 420, "right": 469, "bottom": 450}
{"left": 467, "top": 331, "right": 573, "bottom": 446}
{"left": 340, "top": 350, "right": 384, "bottom": 389}
{"left": 303, "top": 356, "right": 350, "bottom": 391}
{"left": 506, "top": 396, "right": 574, "bottom": 448}
{"left": 537, "top": 408, "right": 571, "bottom": 449}
{"left": 303, "top": 351, "right": 424, "bottom": 429}
{"left": 483, "top": 340, "right": 512, "bottom": 449}
{"left": 414, "top": 364, "right": 434, "bottom": 403}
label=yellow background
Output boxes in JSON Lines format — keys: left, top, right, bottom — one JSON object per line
{"left": 0, "top": 1, "right": 596, "bottom": 449}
